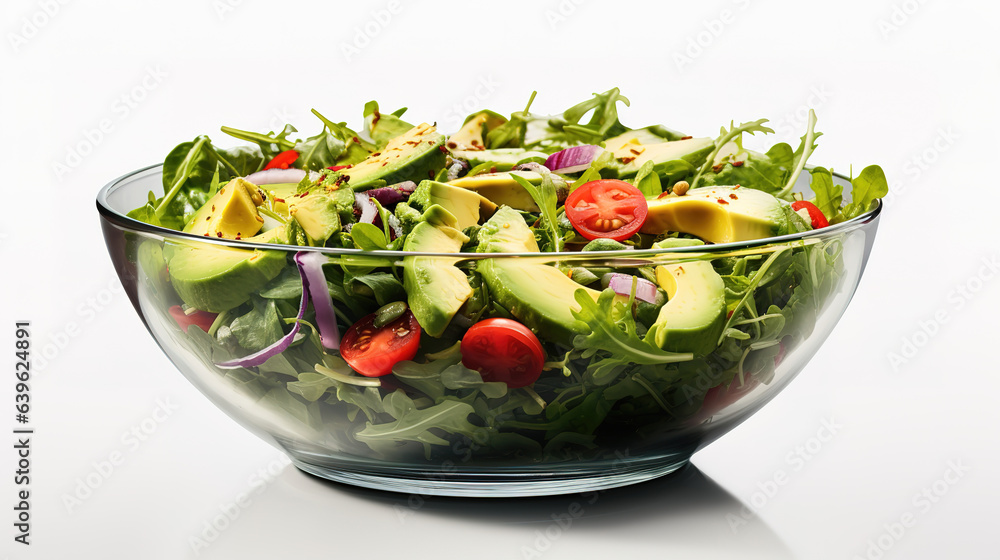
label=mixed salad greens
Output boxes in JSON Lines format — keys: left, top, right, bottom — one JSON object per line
{"left": 129, "top": 89, "right": 886, "bottom": 463}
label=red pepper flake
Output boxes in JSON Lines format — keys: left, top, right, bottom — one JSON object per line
{"left": 301, "top": 191, "right": 309, "bottom": 197}
{"left": 235, "top": 235, "right": 241, "bottom": 240}
{"left": 327, "top": 164, "right": 351, "bottom": 171}
{"left": 680, "top": 136, "right": 693, "bottom": 140}
{"left": 274, "top": 197, "right": 285, "bottom": 203}
{"left": 717, "top": 198, "right": 729, "bottom": 205}
{"left": 203, "top": 233, "right": 210, "bottom": 237}
{"left": 371, "top": 152, "right": 381, "bottom": 157}
{"left": 437, "top": 145, "right": 449, "bottom": 153}
{"left": 427, "top": 170, "right": 435, "bottom": 179}
{"left": 263, "top": 149, "right": 299, "bottom": 170}
{"left": 729, "top": 193, "right": 738, "bottom": 200}
{"left": 211, "top": 205, "right": 216, "bottom": 211}
{"left": 489, "top": 166, "right": 497, "bottom": 174}
{"left": 733, "top": 184, "right": 741, "bottom": 189}
{"left": 471, "top": 139, "right": 480, "bottom": 146}
{"left": 712, "top": 163, "right": 724, "bottom": 172}
{"left": 447, "top": 141, "right": 457, "bottom": 149}
{"left": 216, "top": 232, "right": 223, "bottom": 237}
{"left": 732, "top": 160, "right": 745, "bottom": 167}
{"left": 371, "top": 110, "right": 381, "bottom": 126}
{"left": 629, "top": 148, "right": 642, "bottom": 155}
{"left": 335, "top": 175, "right": 350, "bottom": 186}
{"left": 727, "top": 309, "right": 734, "bottom": 318}
{"left": 657, "top": 191, "right": 674, "bottom": 199}
{"left": 619, "top": 156, "right": 636, "bottom": 164}
{"left": 205, "top": 216, "right": 210, "bottom": 221}
{"left": 382, "top": 162, "right": 388, "bottom": 166}
{"left": 352, "top": 136, "right": 361, "bottom": 144}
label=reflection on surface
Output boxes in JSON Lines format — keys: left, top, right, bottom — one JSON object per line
{"left": 197, "top": 464, "right": 794, "bottom": 560}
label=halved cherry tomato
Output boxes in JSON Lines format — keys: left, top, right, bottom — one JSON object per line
{"left": 791, "top": 200, "right": 829, "bottom": 229}
{"left": 564, "top": 179, "right": 648, "bottom": 241}
{"left": 341, "top": 310, "right": 421, "bottom": 377}
{"left": 461, "top": 318, "right": 545, "bottom": 388}
{"left": 168, "top": 305, "right": 217, "bottom": 333}
{"left": 263, "top": 149, "right": 299, "bottom": 170}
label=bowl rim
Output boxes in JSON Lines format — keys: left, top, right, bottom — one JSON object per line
{"left": 97, "top": 163, "right": 882, "bottom": 259}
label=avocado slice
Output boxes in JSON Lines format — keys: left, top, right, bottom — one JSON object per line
{"left": 402, "top": 206, "right": 473, "bottom": 337}
{"left": 603, "top": 136, "right": 714, "bottom": 178}
{"left": 449, "top": 148, "right": 549, "bottom": 168}
{"left": 447, "top": 111, "right": 507, "bottom": 151}
{"left": 447, "top": 171, "right": 568, "bottom": 212}
{"left": 645, "top": 261, "right": 726, "bottom": 357}
{"left": 336, "top": 123, "right": 446, "bottom": 190}
{"left": 476, "top": 206, "right": 602, "bottom": 345}
{"left": 166, "top": 242, "right": 285, "bottom": 312}
{"left": 642, "top": 186, "right": 791, "bottom": 243}
{"left": 410, "top": 180, "right": 497, "bottom": 230}
{"left": 288, "top": 193, "right": 341, "bottom": 245}
{"left": 184, "top": 178, "right": 266, "bottom": 239}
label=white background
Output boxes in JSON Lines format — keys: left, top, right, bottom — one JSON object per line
{"left": 2, "top": 0, "right": 998, "bottom": 558}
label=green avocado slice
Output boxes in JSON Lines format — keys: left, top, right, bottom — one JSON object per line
{"left": 337, "top": 123, "right": 446, "bottom": 191}
{"left": 476, "top": 206, "right": 601, "bottom": 345}
{"left": 642, "top": 186, "right": 791, "bottom": 243}
{"left": 402, "top": 207, "right": 472, "bottom": 337}
{"left": 165, "top": 242, "right": 285, "bottom": 312}
{"left": 645, "top": 261, "right": 727, "bottom": 357}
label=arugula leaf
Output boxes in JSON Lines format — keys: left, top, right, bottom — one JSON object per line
{"left": 558, "top": 87, "right": 631, "bottom": 144}
{"left": 311, "top": 108, "right": 374, "bottom": 165}
{"left": 691, "top": 119, "right": 774, "bottom": 189}
{"left": 294, "top": 128, "right": 346, "bottom": 171}
{"left": 487, "top": 91, "right": 537, "bottom": 149}
{"left": 843, "top": 165, "right": 888, "bottom": 219}
{"left": 699, "top": 149, "right": 789, "bottom": 195}
{"left": 571, "top": 289, "right": 692, "bottom": 385}
{"left": 510, "top": 171, "right": 562, "bottom": 252}
{"left": 219, "top": 124, "right": 297, "bottom": 160}
{"left": 776, "top": 109, "right": 819, "bottom": 199}
{"left": 355, "top": 399, "right": 478, "bottom": 451}
{"left": 808, "top": 166, "right": 843, "bottom": 220}
{"left": 570, "top": 150, "right": 615, "bottom": 192}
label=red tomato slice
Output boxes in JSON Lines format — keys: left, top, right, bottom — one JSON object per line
{"left": 263, "top": 149, "right": 299, "bottom": 170}
{"left": 461, "top": 319, "right": 545, "bottom": 388}
{"left": 168, "top": 305, "right": 217, "bottom": 333}
{"left": 341, "top": 310, "right": 421, "bottom": 377}
{"left": 791, "top": 200, "right": 830, "bottom": 229}
{"left": 565, "top": 179, "right": 648, "bottom": 241}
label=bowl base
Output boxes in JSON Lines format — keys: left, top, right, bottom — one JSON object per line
{"left": 289, "top": 452, "right": 692, "bottom": 498}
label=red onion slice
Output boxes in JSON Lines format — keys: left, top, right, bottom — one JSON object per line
{"left": 604, "top": 273, "right": 658, "bottom": 303}
{"left": 244, "top": 168, "right": 320, "bottom": 186}
{"left": 215, "top": 251, "right": 341, "bottom": 368}
{"left": 295, "top": 251, "right": 340, "bottom": 350}
{"left": 544, "top": 145, "right": 603, "bottom": 174}
{"left": 355, "top": 192, "right": 379, "bottom": 224}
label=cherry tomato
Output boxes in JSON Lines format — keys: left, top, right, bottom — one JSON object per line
{"left": 461, "top": 319, "right": 545, "bottom": 388}
{"left": 341, "top": 310, "right": 421, "bottom": 377}
{"left": 699, "top": 374, "right": 760, "bottom": 418}
{"left": 263, "top": 149, "right": 299, "bottom": 170}
{"left": 791, "top": 200, "right": 830, "bottom": 229}
{"left": 168, "top": 305, "right": 217, "bottom": 333}
{"left": 564, "top": 179, "right": 648, "bottom": 241}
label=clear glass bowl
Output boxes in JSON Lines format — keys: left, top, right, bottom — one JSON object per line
{"left": 97, "top": 165, "right": 881, "bottom": 497}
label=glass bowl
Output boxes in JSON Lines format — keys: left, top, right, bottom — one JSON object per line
{"left": 97, "top": 165, "right": 881, "bottom": 497}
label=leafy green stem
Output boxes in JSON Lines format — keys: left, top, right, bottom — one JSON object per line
{"left": 776, "top": 109, "right": 817, "bottom": 200}
{"left": 691, "top": 119, "right": 774, "bottom": 189}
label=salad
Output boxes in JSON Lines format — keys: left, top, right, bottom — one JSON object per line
{"left": 128, "top": 89, "right": 886, "bottom": 463}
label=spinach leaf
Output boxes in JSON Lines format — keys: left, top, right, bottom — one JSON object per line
{"left": 632, "top": 160, "right": 663, "bottom": 197}
{"left": 230, "top": 296, "right": 285, "bottom": 352}
{"left": 294, "top": 128, "right": 346, "bottom": 171}
{"left": 350, "top": 222, "right": 388, "bottom": 250}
